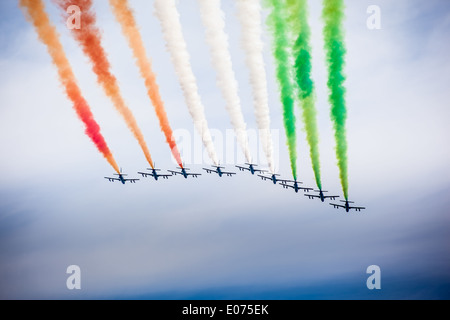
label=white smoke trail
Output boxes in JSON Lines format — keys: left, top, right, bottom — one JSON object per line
{"left": 197, "top": 0, "right": 252, "bottom": 163}
{"left": 154, "top": 0, "right": 218, "bottom": 165}
{"left": 235, "top": 0, "right": 275, "bottom": 173}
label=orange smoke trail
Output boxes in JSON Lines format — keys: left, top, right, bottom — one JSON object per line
{"left": 109, "top": 0, "right": 183, "bottom": 168}
{"left": 19, "top": 0, "right": 120, "bottom": 173}
{"left": 55, "top": 0, "right": 154, "bottom": 169}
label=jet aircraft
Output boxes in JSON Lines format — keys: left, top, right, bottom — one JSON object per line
{"left": 168, "top": 167, "right": 201, "bottom": 179}
{"left": 138, "top": 168, "right": 172, "bottom": 181}
{"left": 105, "top": 170, "right": 139, "bottom": 184}
{"left": 304, "top": 189, "right": 339, "bottom": 202}
{"left": 203, "top": 165, "right": 236, "bottom": 177}
{"left": 279, "top": 180, "right": 313, "bottom": 193}
{"left": 235, "top": 163, "right": 267, "bottom": 175}
{"left": 258, "top": 173, "right": 282, "bottom": 185}
{"left": 330, "top": 200, "right": 366, "bottom": 212}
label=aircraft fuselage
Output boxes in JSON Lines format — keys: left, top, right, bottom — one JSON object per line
{"left": 271, "top": 175, "right": 278, "bottom": 184}
{"left": 318, "top": 191, "right": 325, "bottom": 202}
{"left": 345, "top": 202, "right": 350, "bottom": 212}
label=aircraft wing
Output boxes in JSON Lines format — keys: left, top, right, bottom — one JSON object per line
{"left": 279, "top": 179, "right": 296, "bottom": 184}
{"left": 330, "top": 203, "right": 345, "bottom": 209}
{"left": 324, "top": 195, "right": 339, "bottom": 200}
{"left": 138, "top": 171, "right": 150, "bottom": 177}
{"left": 349, "top": 206, "right": 366, "bottom": 211}
{"left": 157, "top": 174, "right": 172, "bottom": 179}
{"left": 203, "top": 168, "right": 216, "bottom": 174}
{"left": 300, "top": 187, "right": 313, "bottom": 192}
{"left": 222, "top": 171, "right": 236, "bottom": 176}
{"left": 105, "top": 177, "right": 120, "bottom": 182}
{"left": 187, "top": 173, "right": 201, "bottom": 177}
{"left": 124, "top": 178, "right": 139, "bottom": 183}
{"left": 235, "top": 165, "right": 249, "bottom": 172}
{"left": 257, "top": 175, "right": 270, "bottom": 180}
{"left": 168, "top": 170, "right": 182, "bottom": 176}
{"left": 304, "top": 194, "right": 320, "bottom": 199}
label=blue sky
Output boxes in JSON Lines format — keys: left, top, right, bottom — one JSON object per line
{"left": 0, "top": 0, "right": 449, "bottom": 299}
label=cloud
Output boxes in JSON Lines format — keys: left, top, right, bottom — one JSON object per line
{"left": 0, "top": 0, "right": 449, "bottom": 299}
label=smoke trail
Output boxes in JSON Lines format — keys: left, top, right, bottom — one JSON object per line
{"left": 235, "top": 0, "right": 274, "bottom": 173}
{"left": 197, "top": 0, "right": 252, "bottom": 164}
{"left": 19, "top": 0, "right": 120, "bottom": 173}
{"left": 108, "top": 0, "right": 183, "bottom": 168}
{"left": 154, "top": 0, "right": 218, "bottom": 165}
{"left": 265, "top": 0, "right": 297, "bottom": 180}
{"left": 323, "top": 0, "right": 348, "bottom": 199}
{"left": 287, "top": 0, "right": 322, "bottom": 189}
{"left": 55, "top": 0, "right": 154, "bottom": 169}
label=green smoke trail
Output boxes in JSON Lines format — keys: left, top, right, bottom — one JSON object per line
{"left": 287, "top": 0, "right": 322, "bottom": 190}
{"left": 265, "top": 0, "right": 297, "bottom": 180}
{"left": 322, "top": 0, "right": 349, "bottom": 199}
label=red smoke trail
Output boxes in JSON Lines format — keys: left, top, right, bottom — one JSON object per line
{"left": 55, "top": 0, "right": 155, "bottom": 168}
{"left": 19, "top": 0, "right": 120, "bottom": 173}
